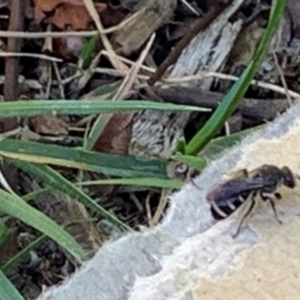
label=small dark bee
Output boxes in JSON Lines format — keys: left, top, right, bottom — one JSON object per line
{"left": 206, "top": 164, "right": 298, "bottom": 237}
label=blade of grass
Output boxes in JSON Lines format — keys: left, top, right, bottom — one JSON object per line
{"left": 1, "top": 235, "right": 46, "bottom": 273}
{"left": 81, "top": 80, "right": 122, "bottom": 149}
{"left": 0, "top": 100, "right": 209, "bottom": 118}
{"left": 0, "top": 269, "right": 24, "bottom": 300}
{"left": 12, "top": 160, "right": 131, "bottom": 232}
{"left": 199, "top": 125, "right": 264, "bottom": 161}
{"left": 80, "top": 80, "right": 122, "bottom": 100}
{"left": 173, "top": 125, "right": 264, "bottom": 171}
{"left": 185, "top": 0, "right": 287, "bottom": 155}
{"left": 84, "top": 113, "right": 113, "bottom": 150}
{"left": 0, "top": 138, "right": 169, "bottom": 178}
{"left": 171, "top": 153, "right": 207, "bottom": 171}
{"left": 0, "top": 189, "right": 86, "bottom": 263}
{"left": 21, "top": 177, "right": 182, "bottom": 204}
{"left": 79, "top": 177, "right": 182, "bottom": 189}
{"left": 22, "top": 188, "right": 52, "bottom": 202}
{"left": 78, "top": 34, "right": 99, "bottom": 69}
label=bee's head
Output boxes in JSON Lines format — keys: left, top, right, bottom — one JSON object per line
{"left": 281, "top": 166, "right": 296, "bottom": 188}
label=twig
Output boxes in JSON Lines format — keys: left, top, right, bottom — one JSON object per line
{"left": 4, "top": 0, "right": 24, "bottom": 102}
{"left": 83, "top": 0, "right": 127, "bottom": 72}
{"left": 272, "top": 51, "right": 293, "bottom": 107}
{"left": 0, "top": 51, "right": 62, "bottom": 62}
{"left": 0, "top": 10, "right": 143, "bottom": 39}
{"left": 114, "top": 33, "right": 156, "bottom": 99}
{"left": 93, "top": 65, "right": 300, "bottom": 98}
{"left": 149, "top": 189, "right": 169, "bottom": 227}
{"left": 180, "top": 0, "right": 201, "bottom": 16}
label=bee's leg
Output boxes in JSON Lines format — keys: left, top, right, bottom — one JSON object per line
{"left": 269, "top": 198, "right": 283, "bottom": 225}
{"left": 232, "top": 197, "right": 256, "bottom": 238}
{"left": 260, "top": 192, "right": 283, "bottom": 225}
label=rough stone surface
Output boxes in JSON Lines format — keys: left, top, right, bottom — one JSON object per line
{"left": 38, "top": 101, "right": 300, "bottom": 300}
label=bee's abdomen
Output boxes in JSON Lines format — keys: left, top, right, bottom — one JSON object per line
{"left": 210, "top": 195, "right": 247, "bottom": 220}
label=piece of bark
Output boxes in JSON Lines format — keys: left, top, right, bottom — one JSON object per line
{"left": 220, "top": 9, "right": 291, "bottom": 95}
{"left": 30, "top": 115, "right": 69, "bottom": 136}
{"left": 170, "top": 0, "right": 243, "bottom": 87}
{"left": 130, "top": 0, "right": 244, "bottom": 158}
{"left": 147, "top": 0, "right": 232, "bottom": 86}
{"left": 111, "top": 0, "right": 177, "bottom": 55}
{"left": 153, "top": 86, "right": 290, "bottom": 121}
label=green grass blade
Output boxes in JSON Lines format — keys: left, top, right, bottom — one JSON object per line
{"left": 171, "top": 152, "right": 207, "bottom": 171}
{"left": 21, "top": 188, "right": 52, "bottom": 202}
{"left": 82, "top": 80, "right": 122, "bottom": 100}
{"left": 84, "top": 113, "right": 113, "bottom": 150}
{"left": 0, "top": 138, "right": 168, "bottom": 179}
{"left": 2, "top": 235, "right": 46, "bottom": 273}
{"left": 0, "top": 100, "right": 209, "bottom": 118}
{"left": 21, "top": 178, "right": 181, "bottom": 205}
{"left": 0, "top": 189, "right": 86, "bottom": 262}
{"left": 12, "top": 161, "right": 131, "bottom": 232}
{"left": 199, "top": 125, "right": 264, "bottom": 161}
{"left": 185, "top": 0, "right": 287, "bottom": 155}
{"left": 78, "top": 35, "right": 99, "bottom": 68}
{"left": 0, "top": 269, "right": 24, "bottom": 300}
{"left": 79, "top": 177, "right": 182, "bottom": 189}
{"left": 172, "top": 125, "right": 264, "bottom": 171}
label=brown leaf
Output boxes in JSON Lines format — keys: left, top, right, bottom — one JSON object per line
{"left": 84, "top": 113, "right": 134, "bottom": 197}
{"left": 93, "top": 113, "right": 134, "bottom": 155}
{"left": 34, "top": 7, "right": 46, "bottom": 24}
{"left": 33, "top": 0, "right": 84, "bottom": 12}
{"left": 51, "top": 2, "right": 107, "bottom": 30}
{"left": 30, "top": 115, "right": 69, "bottom": 136}
{"left": 34, "top": 0, "right": 61, "bottom": 12}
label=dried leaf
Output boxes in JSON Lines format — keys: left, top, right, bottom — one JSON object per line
{"left": 93, "top": 113, "right": 134, "bottom": 155}
{"left": 30, "top": 115, "right": 69, "bottom": 136}
{"left": 51, "top": 2, "right": 107, "bottom": 30}
{"left": 34, "top": 7, "right": 46, "bottom": 24}
{"left": 34, "top": 0, "right": 62, "bottom": 12}
{"left": 111, "top": 0, "right": 177, "bottom": 55}
{"left": 33, "top": 0, "right": 84, "bottom": 12}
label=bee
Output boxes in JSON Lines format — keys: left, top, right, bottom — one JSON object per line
{"left": 206, "top": 164, "right": 298, "bottom": 237}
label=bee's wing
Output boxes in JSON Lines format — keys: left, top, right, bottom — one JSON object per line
{"left": 206, "top": 176, "right": 265, "bottom": 204}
